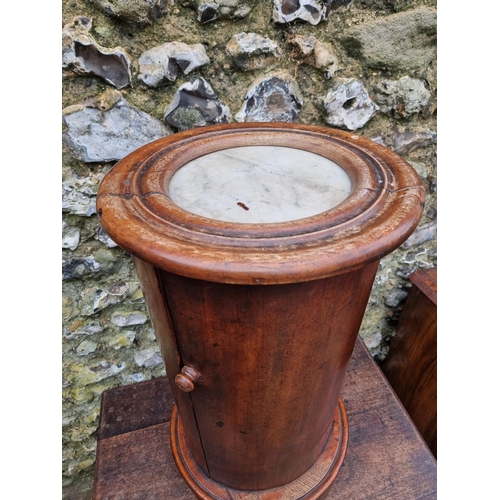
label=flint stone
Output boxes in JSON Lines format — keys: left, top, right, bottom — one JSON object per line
{"left": 62, "top": 88, "right": 171, "bottom": 162}
{"left": 393, "top": 130, "right": 436, "bottom": 154}
{"left": 111, "top": 311, "right": 148, "bottom": 327}
{"left": 402, "top": 222, "right": 436, "bottom": 249}
{"left": 122, "top": 373, "right": 146, "bottom": 385}
{"left": 371, "top": 135, "right": 387, "bottom": 147}
{"left": 374, "top": 266, "right": 391, "bottom": 286}
{"left": 314, "top": 41, "right": 335, "bottom": 68}
{"left": 226, "top": 33, "right": 280, "bottom": 71}
{"left": 374, "top": 76, "right": 431, "bottom": 117}
{"left": 426, "top": 208, "right": 437, "bottom": 220}
{"left": 62, "top": 186, "right": 96, "bottom": 217}
{"left": 76, "top": 340, "right": 98, "bottom": 356}
{"left": 62, "top": 17, "right": 132, "bottom": 89}
{"left": 138, "top": 42, "right": 210, "bottom": 88}
{"left": 109, "top": 331, "right": 136, "bottom": 350}
{"left": 314, "top": 41, "right": 339, "bottom": 79}
{"left": 341, "top": 7, "right": 437, "bottom": 73}
{"left": 384, "top": 288, "right": 408, "bottom": 308}
{"left": 107, "top": 281, "right": 130, "bottom": 296}
{"left": 363, "top": 331, "right": 382, "bottom": 350}
{"left": 62, "top": 257, "right": 101, "bottom": 280}
{"left": 273, "top": 0, "right": 350, "bottom": 24}
{"left": 62, "top": 174, "right": 102, "bottom": 217}
{"left": 291, "top": 35, "right": 338, "bottom": 78}
{"left": 63, "top": 248, "right": 119, "bottom": 280}
{"left": 422, "top": 97, "right": 437, "bottom": 119}
{"left": 195, "top": 0, "right": 255, "bottom": 23}
{"left": 88, "top": 361, "right": 126, "bottom": 382}
{"left": 134, "top": 347, "right": 163, "bottom": 367}
{"left": 395, "top": 265, "right": 414, "bottom": 280}
{"left": 62, "top": 224, "right": 81, "bottom": 251}
{"left": 63, "top": 160, "right": 106, "bottom": 185}
{"left": 121, "top": 373, "right": 146, "bottom": 384}
{"left": 64, "top": 322, "right": 103, "bottom": 340}
{"left": 164, "top": 77, "right": 232, "bottom": 131}
{"left": 292, "top": 34, "right": 316, "bottom": 56}
{"left": 62, "top": 414, "right": 77, "bottom": 427}
{"left": 428, "top": 176, "right": 436, "bottom": 193}
{"left": 93, "top": 248, "right": 122, "bottom": 275}
{"left": 235, "top": 75, "right": 303, "bottom": 123}
{"left": 88, "top": 0, "right": 167, "bottom": 26}
{"left": 403, "top": 248, "right": 426, "bottom": 264}
{"left": 128, "top": 286, "right": 144, "bottom": 302}
{"left": 145, "top": 327, "right": 158, "bottom": 342}
{"left": 273, "top": 0, "right": 326, "bottom": 25}
{"left": 323, "top": 79, "right": 378, "bottom": 131}
{"left": 62, "top": 166, "right": 107, "bottom": 216}
{"left": 95, "top": 224, "right": 117, "bottom": 248}
{"left": 81, "top": 286, "right": 125, "bottom": 316}
{"left": 409, "top": 161, "right": 427, "bottom": 179}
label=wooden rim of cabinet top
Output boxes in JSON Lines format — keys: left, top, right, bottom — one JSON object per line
{"left": 97, "top": 123, "right": 425, "bottom": 285}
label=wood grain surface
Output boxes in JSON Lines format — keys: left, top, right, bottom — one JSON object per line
{"left": 159, "top": 263, "right": 378, "bottom": 490}
{"left": 170, "top": 400, "right": 348, "bottom": 500}
{"left": 383, "top": 268, "right": 437, "bottom": 457}
{"left": 93, "top": 338, "right": 437, "bottom": 500}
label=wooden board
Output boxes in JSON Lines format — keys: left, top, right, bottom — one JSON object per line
{"left": 408, "top": 267, "right": 437, "bottom": 305}
{"left": 383, "top": 267, "right": 437, "bottom": 457}
{"left": 93, "top": 338, "right": 437, "bottom": 499}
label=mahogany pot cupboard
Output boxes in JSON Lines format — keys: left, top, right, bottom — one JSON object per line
{"left": 96, "top": 123, "right": 424, "bottom": 499}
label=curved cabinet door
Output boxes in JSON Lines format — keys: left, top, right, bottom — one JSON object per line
{"left": 133, "top": 257, "right": 209, "bottom": 474}
{"left": 158, "top": 261, "right": 379, "bottom": 490}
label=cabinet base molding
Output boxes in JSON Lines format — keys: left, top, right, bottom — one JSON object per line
{"left": 171, "top": 400, "right": 348, "bottom": 500}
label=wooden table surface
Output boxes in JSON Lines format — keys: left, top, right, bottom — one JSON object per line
{"left": 93, "top": 338, "right": 437, "bottom": 499}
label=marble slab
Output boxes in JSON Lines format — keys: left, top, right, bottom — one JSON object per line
{"left": 168, "top": 146, "right": 352, "bottom": 223}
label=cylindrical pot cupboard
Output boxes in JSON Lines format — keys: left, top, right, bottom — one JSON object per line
{"left": 96, "top": 123, "right": 425, "bottom": 499}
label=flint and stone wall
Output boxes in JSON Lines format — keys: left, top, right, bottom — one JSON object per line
{"left": 62, "top": 0, "right": 437, "bottom": 494}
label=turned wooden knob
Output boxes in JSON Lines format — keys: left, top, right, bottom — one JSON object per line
{"left": 175, "top": 366, "right": 202, "bottom": 392}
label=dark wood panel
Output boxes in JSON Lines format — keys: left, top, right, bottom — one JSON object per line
{"left": 93, "top": 338, "right": 437, "bottom": 499}
{"left": 383, "top": 268, "right": 437, "bottom": 457}
{"left": 94, "top": 423, "right": 194, "bottom": 500}
{"left": 332, "top": 340, "right": 437, "bottom": 499}
{"left": 98, "top": 377, "right": 174, "bottom": 440}
{"left": 409, "top": 267, "right": 437, "bottom": 305}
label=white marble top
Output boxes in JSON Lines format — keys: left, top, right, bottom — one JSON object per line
{"left": 168, "top": 146, "right": 352, "bottom": 223}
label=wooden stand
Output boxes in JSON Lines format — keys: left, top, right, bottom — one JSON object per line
{"left": 92, "top": 339, "right": 437, "bottom": 499}
{"left": 97, "top": 123, "right": 425, "bottom": 497}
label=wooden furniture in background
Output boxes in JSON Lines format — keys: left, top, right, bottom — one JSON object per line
{"left": 383, "top": 267, "right": 437, "bottom": 457}
{"left": 97, "top": 123, "right": 425, "bottom": 498}
{"left": 92, "top": 338, "right": 437, "bottom": 499}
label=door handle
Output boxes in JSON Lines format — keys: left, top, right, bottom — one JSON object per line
{"left": 175, "top": 365, "right": 202, "bottom": 392}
